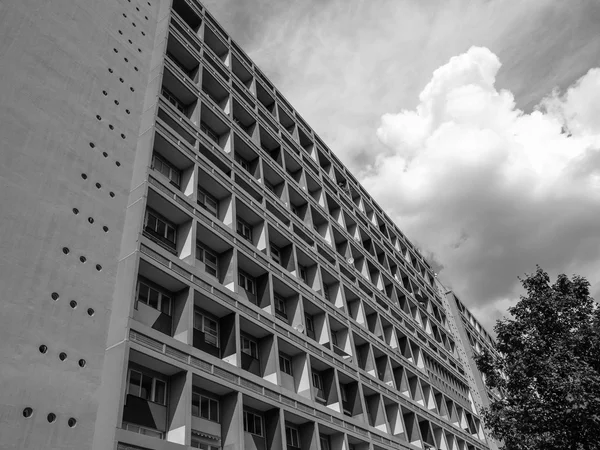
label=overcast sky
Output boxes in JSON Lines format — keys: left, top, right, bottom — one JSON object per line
{"left": 202, "top": 0, "right": 600, "bottom": 333}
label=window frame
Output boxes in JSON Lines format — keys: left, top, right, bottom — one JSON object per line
{"left": 274, "top": 294, "right": 286, "bottom": 317}
{"left": 243, "top": 410, "right": 264, "bottom": 437}
{"left": 136, "top": 280, "right": 172, "bottom": 316}
{"left": 305, "top": 314, "right": 314, "bottom": 333}
{"left": 234, "top": 153, "right": 251, "bottom": 172}
{"left": 196, "top": 243, "right": 219, "bottom": 277}
{"left": 312, "top": 371, "right": 323, "bottom": 390}
{"left": 191, "top": 390, "right": 220, "bottom": 422}
{"left": 200, "top": 121, "right": 219, "bottom": 143}
{"left": 197, "top": 187, "right": 219, "bottom": 217}
{"left": 127, "top": 368, "right": 167, "bottom": 405}
{"left": 151, "top": 152, "right": 182, "bottom": 188}
{"left": 236, "top": 218, "right": 253, "bottom": 242}
{"left": 162, "top": 87, "right": 186, "bottom": 114}
{"left": 279, "top": 352, "right": 292, "bottom": 375}
{"left": 285, "top": 425, "right": 300, "bottom": 448}
{"left": 241, "top": 335, "right": 259, "bottom": 359}
{"left": 238, "top": 271, "right": 255, "bottom": 294}
{"left": 320, "top": 436, "right": 331, "bottom": 450}
{"left": 194, "top": 309, "right": 220, "bottom": 348}
{"left": 299, "top": 265, "right": 307, "bottom": 283}
{"left": 144, "top": 208, "right": 177, "bottom": 247}
{"left": 270, "top": 243, "right": 281, "bottom": 265}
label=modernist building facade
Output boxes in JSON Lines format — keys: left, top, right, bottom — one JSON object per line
{"left": 0, "top": 0, "right": 494, "bottom": 449}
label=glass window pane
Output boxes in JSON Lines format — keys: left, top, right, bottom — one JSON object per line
{"left": 209, "top": 399, "right": 218, "bottom": 421}
{"left": 166, "top": 226, "right": 176, "bottom": 243}
{"left": 140, "top": 374, "right": 152, "bottom": 400}
{"left": 154, "top": 379, "right": 166, "bottom": 404}
{"left": 138, "top": 283, "right": 149, "bottom": 305}
{"left": 192, "top": 393, "right": 200, "bottom": 416}
{"left": 148, "top": 289, "right": 159, "bottom": 309}
{"left": 160, "top": 295, "right": 171, "bottom": 315}
{"left": 128, "top": 370, "right": 142, "bottom": 397}
{"left": 200, "top": 396, "right": 209, "bottom": 419}
{"left": 146, "top": 214, "right": 157, "bottom": 231}
{"left": 156, "top": 220, "right": 166, "bottom": 236}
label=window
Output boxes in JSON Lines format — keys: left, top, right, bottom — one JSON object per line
{"left": 312, "top": 371, "right": 323, "bottom": 390}
{"left": 144, "top": 209, "right": 177, "bottom": 247}
{"left": 274, "top": 295, "right": 286, "bottom": 318}
{"left": 331, "top": 331, "right": 338, "bottom": 347}
{"left": 279, "top": 353, "right": 292, "bottom": 375}
{"left": 270, "top": 243, "right": 281, "bottom": 265}
{"left": 137, "top": 281, "right": 172, "bottom": 315}
{"left": 291, "top": 204, "right": 299, "bottom": 217}
{"left": 234, "top": 153, "right": 251, "bottom": 172}
{"left": 196, "top": 243, "right": 218, "bottom": 277}
{"left": 162, "top": 87, "right": 185, "bottom": 113}
{"left": 285, "top": 426, "right": 300, "bottom": 448}
{"left": 127, "top": 369, "right": 167, "bottom": 405}
{"left": 243, "top": 411, "right": 263, "bottom": 437}
{"left": 320, "top": 436, "right": 331, "bottom": 450}
{"left": 241, "top": 336, "right": 258, "bottom": 359}
{"left": 190, "top": 438, "right": 220, "bottom": 450}
{"left": 299, "top": 265, "right": 307, "bottom": 283}
{"left": 238, "top": 271, "right": 255, "bottom": 294}
{"left": 197, "top": 188, "right": 218, "bottom": 217}
{"left": 191, "top": 390, "right": 219, "bottom": 422}
{"left": 323, "top": 287, "right": 330, "bottom": 302}
{"left": 152, "top": 153, "right": 181, "bottom": 187}
{"left": 305, "top": 314, "right": 314, "bottom": 333}
{"left": 122, "top": 422, "right": 164, "bottom": 439}
{"left": 236, "top": 218, "right": 252, "bottom": 242}
{"left": 200, "top": 121, "right": 219, "bottom": 143}
{"left": 194, "top": 310, "right": 219, "bottom": 348}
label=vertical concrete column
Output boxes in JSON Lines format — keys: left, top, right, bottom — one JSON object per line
{"left": 221, "top": 244, "right": 237, "bottom": 292}
{"left": 330, "top": 432, "right": 349, "bottom": 450}
{"left": 315, "top": 311, "right": 330, "bottom": 346}
{"left": 265, "top": 407, "right": 284, "bottom": 450}
{"left": 294, "top": 350, "right": 311, "bottom": 400}
{"left": 172, "top": 286, "right": 193, "bottom": 344}
{"left": 221, "top": 311, "right": 238, "bottom": 366}
{"left": 221, "top": 391, "right": 244, "bottom": 450}
{"left": 259, "top": 333, "right": 278, "bottom": 385}
{"left": 167, "top": 369, "right": 192, "bottom": 445}
{"left": 300, "top": 420, "right": 319, "bottom": 450}
{"left": 178, "top": 216, "right": 196, "bottom": 263}
{"left": 385, "top": 401, "right": 406, "bottom": 438}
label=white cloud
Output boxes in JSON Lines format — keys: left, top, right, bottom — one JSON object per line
{"left": 365, "top": 47, "right": 600, "bottom": 331}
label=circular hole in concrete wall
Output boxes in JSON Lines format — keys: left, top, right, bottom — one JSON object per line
{"left": 68, "top": 417, "right": 77, "bottom": 428}
{"left": 137, "top": 48, "right": 142, "bottom": 53}
{"left": 125, "top": 109, "right": 130, "bottom": 114}
{"left": 87, "top": 308, "right": 95, "bottom": 316}
{"left": 70, "top": 300, "right": 77, "bottom": 309}
{"left": 47, "top": 413, "right": 56, "bottom": 423}
{"left": 121, "top": 134, "right": 126, "bottom": 139}
{"left": 122, "top": 13, "right": 127, "bottom": 17}
{"left": 95, "top": 183, "right": 101, "bottom": 189}
{"left": 23, "top": 407, "right": 33, "bottom": 418}
{"left": 102, "top": 90, "right": 108, "bottom": 96}
{"left": 136, "top": 7, "right": 139, "bottom": 11}
{"left": 95, "top": 115, "right": 101, "bottom": 120}
{"left": 89, "top": 142, "right": 95, "bottom": 148}
{"left": 79, "top": 256, "right": 87, "bottom": 263}
{"left": 103, "top": 152, "right": 108, "bottom": 158}
{"left": 62, "top": 247, "right": 70, "bottom": 254}
{"left": 51, "top": 292, "right": 59, "bottom": 300}
{"left": 130, "top": 87, "right": 135, "bottom": 92}
{"left": 115, "top": 161, "right": 121, "bottom": 167}
{"left": 118, "top": 29, "right": 123, "bottom": 35}
{"left": 39, "top": 345, "right": 48, "bottom": 354}
{"left": 78, "top": 359, "right": 86, "bottom": 368}
{"left": 128, "top": 40, "right": 132, "bottom": 45}
{"left": 96, "top": 264, "right": 102, "bottom": 272}
{"left": 108, "top": 124, "right": 114, "bottom": 130}
{"left": 109, "top": 192, "right": 115, "bottom": 198}
{"left": 114, "top": 100, "right": 119, "bottom": 105}
{"left": 59, "top": 352, "right": 67, "bottom": 361}
{"left": 81, "top": 173, "right": 87, "bottom": 179}
{"left": 141, "top": 31, "right": 146, "bottom": 36}
{"left": 145, "top": 16, "right": 148, "bottom": 20}
{"left": 88, "top": 217, "right": 94, "bottom": 224}
{"left": 113, "top": 48, "right": 118, "bottom": 53}
{"left": 72, "top": 208, "right": 79, "bottom": 215}
{"left": 132, "top": 22, "right": 137, "bottom": 27}
{"left": 103, "top": 226, "right": 109, "bottom": 232}
{"left": 108, "top": 68, "right": 113, "bottom": 73}
{"left": 119, "top": 77, "right": 124, "bottom": 83}
{"left": 134, "top": 67, "right": 139, "bottom": 72}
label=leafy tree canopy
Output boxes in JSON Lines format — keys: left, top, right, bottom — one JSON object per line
{"left": 474, "top": 267, "right": 600, "bottom": 450}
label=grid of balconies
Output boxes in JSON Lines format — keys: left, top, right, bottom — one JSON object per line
{"left": 116, "top": 1, "right": 492, "bottom": 450}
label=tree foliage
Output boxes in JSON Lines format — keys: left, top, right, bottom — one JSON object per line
{"left": 474, "top": 267, "right": 600, "bottom": 450}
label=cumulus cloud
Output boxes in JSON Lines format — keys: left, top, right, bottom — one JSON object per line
{"left": 364, "top": 47, "right": 600, "bottom": 331}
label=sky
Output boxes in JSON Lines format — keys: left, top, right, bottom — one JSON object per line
{"left": 202, "top": 0, "right": 600, "bottom": 333}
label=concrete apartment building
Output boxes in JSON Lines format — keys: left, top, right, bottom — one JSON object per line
{"left": 0, "top": 0, "right": 495, "bottom": 449}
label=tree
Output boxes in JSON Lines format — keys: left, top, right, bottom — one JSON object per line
{"left": 474, "top": 267, "right": 600, "bottom": 450}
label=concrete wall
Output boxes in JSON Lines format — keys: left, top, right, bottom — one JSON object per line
{"left": 0, "top": 0, "right": 165, "bottom": 448}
